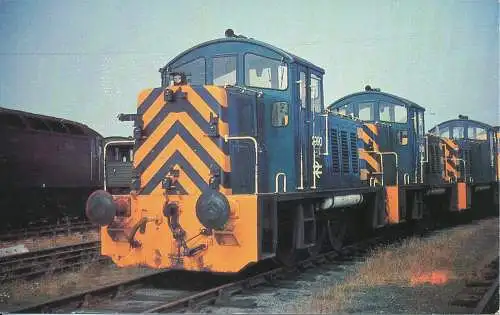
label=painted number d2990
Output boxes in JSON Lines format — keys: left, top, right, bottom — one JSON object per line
{"left": 311, "top": 136, "right": 323, "bottom": 147}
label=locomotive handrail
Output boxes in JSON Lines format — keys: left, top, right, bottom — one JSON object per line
{"left": 275, "top": 172, "right": 287, "bottom": 193}
{"left": 103, "top": 140, "right": 135, "bottom": 192}
{"left": 447, "top": 157, "right": 467, "bottom": 183}
{"left": 420, "top": 135, "right": 429, "bottom": 183}
{"left": 403, "top": 173, "right": 410, "bottom": 185}
{"left": 224, "top": 135, "right": 259, "bottom": 194}
{"left": 364, "top": 151, "right": 399, "bottom": 186}
{"left": 454, "top": 158, "right": 467, "bottom": 182}
{"left": 321, "top": 113, "right": 329, "bottom": 156}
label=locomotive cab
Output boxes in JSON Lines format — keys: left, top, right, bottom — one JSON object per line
{"left": 429, "top": 116, "right": 495, "bottom": 184}
{"left": 157, "top": 29, "right": 328, "bottom": 194}
{"left": 329, "top": 87, "right": 426, "bottom": 186}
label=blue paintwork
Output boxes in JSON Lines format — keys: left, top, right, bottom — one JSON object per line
{"left": 329, "top": 90, "right": 427, "bottom": 185}
{"left": 164, "top": 37, "right": 325, "bottom": 76}
{"left": 430, "top": 117, "right": 496, "bottom": 183}
{"left": 428, "top": 118, "right": 493, "bottom": 138}
{"left": 315, "top": 115, "right": 365, "bottom": 188}
{"left": 161, "top": 35, "right": 368, "bottom": 194}
{"left": 162, "top": 36, "right": 323, "bottom": 193}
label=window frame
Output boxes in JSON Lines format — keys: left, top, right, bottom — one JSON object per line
{"left": 452, "top": 126, "right": 464, "bottom": 139}
{"left": 299, "top": 71, "right": 306, "bottom": 109}
{"left": 212, "top": 55, "right": 237, "bottom": 86}
{"left": 310, "top": 73, "right": 322, "bottom": 113}
{"left": 171, "top": 57, "right": 207, "bottom": 85}
{"left": 439, "top": 127, "right": 450, "bottom": 138}
{"left": 467, "top": 126, "right": 487, "bottom": 140}
{"left": 378, "top": 102, "right": 408, "bottom": 124}
{"left": 357, "top": 102, "right": 375, "bottom": 121}
{"left": 243, "top": 52, "right": 289, "bottom": 91}
{"left": 271, "top": 101, "right": 290, "bottom": 128}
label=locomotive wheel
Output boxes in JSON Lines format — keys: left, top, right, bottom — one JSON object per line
{"left": 327, "top": 218, "right": 347, "bottom": 252}
{"left": 307, "top": 220, "right": 327, "bottom": 257}
{"left": 275, "top": 216, "right": 299, "bottom": 267}
{"left": 275, "top": 204, "right": 307, "bottom": 267}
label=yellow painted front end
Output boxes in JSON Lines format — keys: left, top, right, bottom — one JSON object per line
{"left": 100, "top": 194, "right": 258, "bottom": 273}
{"left": 100, "top": 85, "right": 260, "bottom": 273}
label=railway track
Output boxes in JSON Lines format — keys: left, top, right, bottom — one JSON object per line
{"left": 0, "top": 218, "right": 96, "bottom": 242}
{"left": 0, "top": 241, "right": 106, "bottom": 283}
{"left": 450, "top": 257, "right": 499, "bottom": 313}
{"left": 7, "top": 226, "right": 410, "bottom": 314}
{"left": 4, "top": 215, "right": 496, "bottom": 314}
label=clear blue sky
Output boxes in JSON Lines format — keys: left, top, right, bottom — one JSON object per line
{"left": 0, "top": 0, "right": 498, "bottom": 136}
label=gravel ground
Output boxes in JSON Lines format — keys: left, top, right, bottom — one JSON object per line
{"left": 1, "top": 217, "right": 496, "bottom": 313}
{"left": 0, "top": 261, "right": 157, "bottom": 311}
{"left": 0, "top": 230, "right": 99, "bottom": 252}
{"left": 198, "top": 216, "right": 498, "bottom": 314}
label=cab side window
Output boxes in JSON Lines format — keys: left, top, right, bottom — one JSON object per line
{"left": 310, "top": 74, "right": 322, "bottom": 113}
{"left": 299, "top": 72, "right": 306, "bottom": 109}
{"left": 272, "top": 102, "right": 289, "bottom": 127}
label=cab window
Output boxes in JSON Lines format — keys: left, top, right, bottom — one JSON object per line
{"left": 172, "top": 58, "right": 206, "bottom": 85}
{"left": 418, "top": 111, "right": 425, "bottom": 135}
{"left": 379, "top": 103, "right": 407, "bottom": 123}
{"left": 358, "top": 102, "right": 374, "bottom": 121}
{"left": 213, "top": 56, "right": 236, "bottom": 86}
{"left": 452, "top": 126, "right": 464, "bottom": 139}
{"left": 299, "top": 71, "right": 306, "bottom": 109}
{"left": 468, "top": 127, "right": 487, "bottom": 140}
{"left": 110, "top": 146, "right": 133, "bottom": 162}
{"left": 244, "top": 54, "right": 288, "bottom": 90}
{"left": 336, "top": 103, "right": 354, "bottom": 116}
{"left": 271, "top": 102, "right": 289, "bottom": 127}
{"left": 439, "top": 127, "right": 450, "bottom": 138}
{"left": 310, "top": 74, "right": 322, "bottom": 113}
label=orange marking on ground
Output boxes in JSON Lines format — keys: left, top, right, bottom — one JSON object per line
{"left": 410, "top": 270, "right": 450, "bottom": 286}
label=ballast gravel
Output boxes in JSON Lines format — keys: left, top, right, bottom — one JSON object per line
{"left": 198, "top": 216, "right": 498, "bottom": 314}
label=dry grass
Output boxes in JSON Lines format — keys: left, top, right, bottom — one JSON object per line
{"left": 0, "top": 230, "right": 99, "bottom": 252}
{"left": 0, "top": 260, "right": 158, "bottom": 308}
{"left": 298, "top": 217, "right": 499, "bottom": 313}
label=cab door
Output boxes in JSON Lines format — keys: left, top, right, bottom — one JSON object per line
{"left": 296, "top": 66, "right": 312, "bottom": 189}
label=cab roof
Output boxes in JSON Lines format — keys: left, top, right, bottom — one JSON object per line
{"left": 165, "top": 35, "right": 325, "bottom": 75}
{"left": 328, "top": 89, "right": 426, "bottom": 111}
{"left": 428, "top": 117, "right": 493, "bottom": 134}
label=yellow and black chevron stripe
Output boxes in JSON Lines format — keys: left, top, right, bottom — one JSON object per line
{"left": 441, "top": 137, "right": 459, "bottom": 181}
{"left": 358, "top": 123, "right": 381, "bottom": 179}
{"left": 133, "top": 86, "right": 232, "bottom": 196}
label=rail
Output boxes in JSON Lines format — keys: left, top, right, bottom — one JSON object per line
{"left": 0, "top": 219, "right": 96, "bottom": 242}
{"left": 0, "top": 241, "right": 103, "bottom": 282}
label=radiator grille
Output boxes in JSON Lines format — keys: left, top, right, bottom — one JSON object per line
{"left": 341, "top": 130, "right": 349, "bottom": 174}
{"left": 330, "top": 129, "right": 340, "bottom": 173}
{"left": 429, "top": 144, "right": 441, "bottom": 174}
{"left": 350, "top": 132, "right": 358, "bottom": 174}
